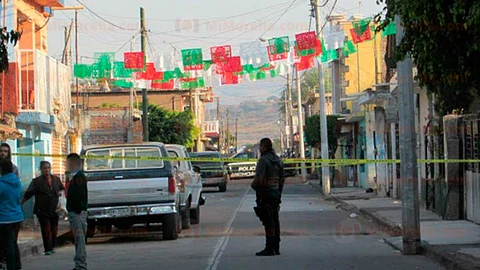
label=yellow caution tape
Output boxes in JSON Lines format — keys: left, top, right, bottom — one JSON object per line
{"left": 10, "top": 152, "right": 480, "bottom": 164}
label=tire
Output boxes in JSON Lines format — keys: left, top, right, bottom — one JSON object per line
{"left": 190, "top": 204, "right": 200, "bottom": 225}
{"left": 182, "top": 200, "right": 191, "bottom": 230}
{"left": 86, "top": 222, "right": 95, "bottom": 238}
{"left": 163, "top": 213, "right": 180, "bottom": 240}
{"left": 219, "top": 184, "right": 227, "bottom": 192}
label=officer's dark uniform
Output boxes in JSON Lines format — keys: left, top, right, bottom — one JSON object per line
{"left": 251, "top": 150, "right": 285, "bottom": 256}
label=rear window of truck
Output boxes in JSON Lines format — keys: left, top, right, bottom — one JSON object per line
{"left": 84, "top": 147, "right": 165, "bottom": 171}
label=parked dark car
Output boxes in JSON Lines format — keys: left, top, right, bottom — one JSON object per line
{"left": 189, "top": 151, "right": 229, "bottom": 192}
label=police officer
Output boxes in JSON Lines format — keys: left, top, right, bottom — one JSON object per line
{"left": 251, "top": 138, "right": 285, "bottom": 256}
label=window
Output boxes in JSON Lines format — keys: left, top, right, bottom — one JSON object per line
{"left": 84, "top": 146, "right": 164, "bottom": 171}
{"left": 137, "top": 147, "right": 163, "bottom": 168}
{"left": 168, "top": 151, "right": 181, "bottom": 168}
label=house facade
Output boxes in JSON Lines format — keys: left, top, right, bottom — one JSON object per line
{"left": 0, "top": 0, "right": 72, "bottom": 219}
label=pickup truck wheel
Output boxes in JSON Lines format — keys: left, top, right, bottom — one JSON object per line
{"left": 163, "top": 213, "right": 180, "bottom": 240}
{"left": 182, "top": 200, "right": 191, "bottom": 230}
{"left": 190, "top": 205, "right": 200, "bottom": 225}
{"left": 219, "top": 184, "right": 227, "bottom": 192}
{"left": 86, "top": 223, "right": 95, "bottom": 238}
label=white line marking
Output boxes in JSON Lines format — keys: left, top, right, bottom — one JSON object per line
{"left": 205, "top": 187, "right": 250, "bottom": 270}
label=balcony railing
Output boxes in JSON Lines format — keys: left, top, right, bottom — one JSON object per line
{"left": 17, "top": 50, "right": 71, "bottom": 115}
{"left": 205, "top": 120, "right": 219, "bottom": 137}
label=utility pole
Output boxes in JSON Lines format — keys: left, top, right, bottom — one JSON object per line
{"left": 313, "top": 0, "right": 330, "bottom": 194}
{"left": 140, "top": 7, "right": 149, "bottom": 142}
{"left": 216, "top": 97, "right": 222, "bottom": 152}
{"left": 235, "top": 118, "right": 238, "bottom": 153}
{"left": 62, "top": 21, "right": 74, "bottom": 65}
{"left": 51, "top": 6, "right": 84, "bottom": 106}
{"left": 284, "top": 87, "right": 289, "bottom": 150}
{"left": 396, "top": 15, "right": 421, "bottom": 255}
{"left": 295, "top": 67, "right": 307, "bottom": 182}
{"left": 287, "top": 67, "right": 295, "bottom": 155}
{"left": 226, "top": 108, "right": 230, "bottom": 154}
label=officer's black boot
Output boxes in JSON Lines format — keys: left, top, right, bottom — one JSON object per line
{"left": 274, "top": 237, "right": 280, "bottom": 255}
{"left": 256, "top": 237, "right": 275, "bottom": 256}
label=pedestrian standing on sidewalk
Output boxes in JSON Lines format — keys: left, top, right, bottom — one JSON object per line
{"left": 0, "top": 159, "right": 24, "bottom": 270}
{"left": 21, "top": 161, "right": 65, "bottom": 255}
{"left": 0, "top": 143, "right": 22, "bottom": 270}
{"left": 66, "top": 153, "right": 88, "bottom": 270}
{"left": 251, "top": 138, "right": 285, "bottom": 256}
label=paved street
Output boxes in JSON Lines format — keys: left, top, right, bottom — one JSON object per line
{"left": 21, "top": 179, "right": 444, "bottom": 270}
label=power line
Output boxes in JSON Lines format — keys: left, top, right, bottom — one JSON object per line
{"left": 223, "top": 0, "right": 306, "bottom": 44}
{"left": 166, "top": 0, "right": 306, "bottom": 45}
{"left": 75, "top": 0, "right": 137, "bottom": 31}
{"left": 148, "top": 1, "right": 297, "bottom": 36}
{"left": 256, "top": 0, "right": 302, "bottom": 40}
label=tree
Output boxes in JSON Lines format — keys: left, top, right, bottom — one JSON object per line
{"left": 376, "top": 0, "right": 480, "bottom": 115}
{"left": 148, "top": 104, "right": 198, "bottom": 148}
{"left": 305, "top": 114, "right": 341, "bottom": 157}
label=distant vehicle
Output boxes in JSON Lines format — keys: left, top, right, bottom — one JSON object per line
{"left": 166, "top": 144, "right": 205, "bottom": 229}
{"left": 226, "top": 151, "right": 258, "bottom": 180}
{"left": 82, "top": 143, "right": 182, "bottom": 241}
{"left": 226, "top": 150, "right": 297, "bottom": 179}
{"left": 189, "top": 151, "right": 229, "bottom": 192}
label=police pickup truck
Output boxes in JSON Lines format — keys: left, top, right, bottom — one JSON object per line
{"left": 83, "top": 143, "right": 182, "bottom": 240}
{"left": 226, "top": 151, "right": 258, "bottom": 180}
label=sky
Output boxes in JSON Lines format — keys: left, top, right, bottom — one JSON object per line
{"left": 48, "top": 0, "right": 384, "bottom": 106}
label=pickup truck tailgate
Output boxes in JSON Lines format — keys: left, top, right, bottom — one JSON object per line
{"left": 86, "top": 170, "right": 173, "bottom": 207}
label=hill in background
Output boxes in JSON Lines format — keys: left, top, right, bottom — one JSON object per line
{"left": 208, "top": 99, "right": 280, "bottom": 147}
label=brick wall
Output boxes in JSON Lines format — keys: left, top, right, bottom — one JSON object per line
{"left": 1, "top": 63, "right": 20, "bottom": 115}
{"left": 82, "top": 108, "right": 143, "bottom": 146}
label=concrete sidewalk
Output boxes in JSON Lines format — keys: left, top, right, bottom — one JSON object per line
{"left": 17, "top": 219, "right": 72, "bottom": 259}
{"left": 309, "top": 182, "right": 480, "bottom": 270}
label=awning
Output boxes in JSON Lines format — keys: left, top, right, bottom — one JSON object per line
{"left": 0, "top": 124, "right": 23, "bottom": 141}
{"left": 345, "top": 112, "right": 364, "bottom": 123}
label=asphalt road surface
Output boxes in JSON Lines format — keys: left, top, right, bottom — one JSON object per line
{"left": 22, "top": 178, "right": 444, "bottom": 270}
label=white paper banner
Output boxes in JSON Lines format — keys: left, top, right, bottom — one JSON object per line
{"left": 239, "top": 41, "right": 270, "bottom": 67}
{"left": 325, "top": 25, "right": 346, "bottom": 50}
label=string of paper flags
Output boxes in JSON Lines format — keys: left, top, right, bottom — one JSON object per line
{"left": 73, "top": 19, "right": 397, "bottom": 89}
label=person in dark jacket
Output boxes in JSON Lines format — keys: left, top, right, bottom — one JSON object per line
{"left": 251, "top": 138, "right": 285, "bottom": 256}
{"left": 66, "top": 153, "right": 88, "bottom": 270}
{"left": 0, "top": 159, "right": 24, "bottom": 270}
{"left": 21, "top": 161, "right": 65, "bottom": 255}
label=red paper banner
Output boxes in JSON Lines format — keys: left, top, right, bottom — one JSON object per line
{"left": 350, "top": 28, "right": 372, "bottom": 44}
{"left": 124, "top": 52, "right": 145, "bottom": 69}
{"left": 295, "top": 31, "right": 317, "bottom": 51}
{"left": 294, "top": 56, "right": 315, "bottom": 71}
{"left": 210, "top": 45, "right": 232, "bottom": 63}
{"left": 267, "top": 46, "right": 288, "bottom": 61}
{"left": 224, "top": 56, "right": 242, "bottom": 73}
{"left": 221, "top": 72, "right": 239, "bottom": 85}
{"left": 152, "top": 79, "right": 174, "bottom": 90}
{"left": 215, "top": 62, "right": 225, "bottom": 75}
{"left": 136, "top": 63, "right": 156, "bottom": 80}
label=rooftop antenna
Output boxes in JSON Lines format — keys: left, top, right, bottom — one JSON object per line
{"left": 359, "top": 0, "right": 363, "bottom": 15}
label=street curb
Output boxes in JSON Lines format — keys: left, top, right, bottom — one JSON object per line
{"left": 18, "top": 230, "right": 72, "bottom": 259}
{"left": 308, "top": 181, "right": 477, "bottom": 270}
{"left": 308, "top": 181, "right": 402, "bottom": 235}
{"left": 422, "top": 245, "right": 480, "bottom": 270}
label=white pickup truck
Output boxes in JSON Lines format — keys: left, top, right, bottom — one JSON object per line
{"left": 82, "top": 143, "right": 182, "bottom": 240}
{"left": 165, "top": 144, "right": 205, "bottom": 230}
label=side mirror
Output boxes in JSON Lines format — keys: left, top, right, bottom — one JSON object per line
{"left": 193, "top": 165, "right": 201, "bottom": 173}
